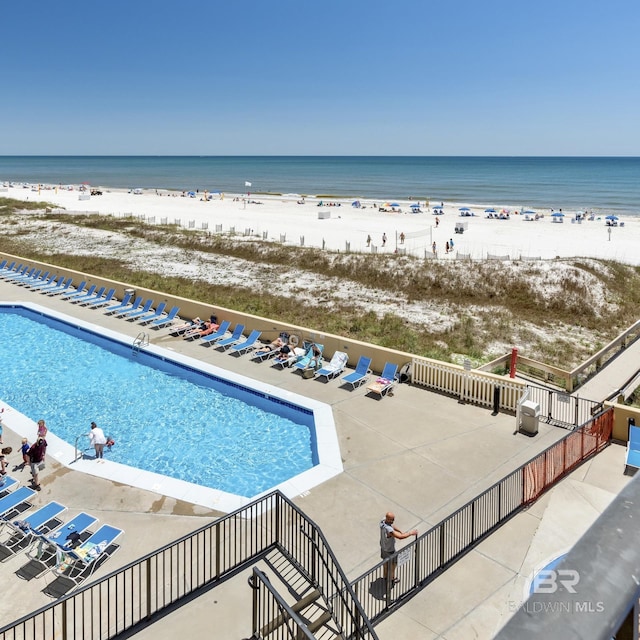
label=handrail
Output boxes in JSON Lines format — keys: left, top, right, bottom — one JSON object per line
{"left": 0, "top": 491, "right": 377, "bottom": 640}
{"left": 74, "top": 432, "right": 91, "bottom": 462}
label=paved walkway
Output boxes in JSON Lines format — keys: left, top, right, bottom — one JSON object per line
{"left": 574, "top": 335, "right": 640, "bottom": 402}
{"left": 0, "top": 279, "right": 631, "bottom": 638}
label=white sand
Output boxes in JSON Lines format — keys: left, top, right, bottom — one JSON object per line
{"left": 3, "top": 184, "right": 638, "bottom": 265}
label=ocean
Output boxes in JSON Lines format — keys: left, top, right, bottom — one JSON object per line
{"left": 1, "top": 156, "right": 638, "bottom": 216}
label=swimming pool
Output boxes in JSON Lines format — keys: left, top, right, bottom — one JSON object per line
{"left": 0, "top": 303, "right": 341, "bottom": 511}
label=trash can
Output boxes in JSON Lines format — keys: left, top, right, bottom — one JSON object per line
{"left": 520, "top": 400, "right": 540, "bottom": 435}
{"left": 124, "top": 288, "right": 135, "bottom": 298}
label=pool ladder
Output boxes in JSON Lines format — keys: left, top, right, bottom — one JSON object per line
{"left": 74, "top": 432, "right": 92, "bottom": 461}
{"left": 132, "top": 332, "right": 149, "bottom": 355}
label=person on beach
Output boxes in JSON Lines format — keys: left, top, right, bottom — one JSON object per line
{"left": 435, "top": 217, "right": 440, "bottom": 228}
{"left": 445, "top": 241, "right": 450, "bottom": 254}
{"left": 382, "top": 233, "right": 387, "bottom": 247}
{"left": 28, "top": 437, "right": 47, "bottom": 490}
{"left": 449, "top": 238, "right": 454, "bottom": 250}
{"left": 88, "top": 422, "right": 107, "bottom": 461}
{"left": 432, "top": 241, "right": 437, "bottom": 255}
{"left": 400, "top": 232, "right": 405, "bottom": 244}
{"left": 366, "top": 234, "right": 371, "bottom": 247}
{"left": 379, "top": 512, "right": 418, "bottom": 585}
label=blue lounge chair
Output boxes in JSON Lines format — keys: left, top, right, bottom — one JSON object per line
{"left": 216, "top": 324, "right": 245, "bottom": 350}
{"left": 15, "top": 268, "right": 41, "bottom": 285}
{"left": 104, "top": 293, "right": 137, "bottom": 315}
{"left": 366, "top": 362, "right": 399, "bottom": 398}
{"left": 48, "top": 524, "right": 123, "bottom": 594}
{"left": 0, "top": 487, "right": 36, "bottom": 520}
{"left": 34, "top": 274, "right": 65, "bottom": 292}
{"left": 251, "top": 343, "right": 282, "bottom": 362}
{"left": 151, "top": 305, "right": 180, "bottom": 329}
{"left": 74, "top": 286, "right": 106, "bottom": 306}
{"left": 199, "top": 320, "right": 231, "bottom": 345}
{"left": 2, "top": 264, "right": 26, "bottom": 280}
{"left": 625, "top": 425, "right": 640, "bottom": 474}
{"left": 8, "top": 266, "right": 34, "bottom": 282}
{"left": 0, "top": 260, "right": 7, "bottom": 272}
{"left": 0, "top": 261, "right": 15, "bottom": 276}
{"left": 121, "top": 299, "right": 153, "bottom": 319}
{"left": 60, "top": 281, "right": 88, "bottom": 300}
{"left": 104, "top": 296, "right": 142, "bottom": 316}
{"left": 0, "top": 501, "right": 66, "bottom": 562}
{"left": 292, "top": 344, "right": 324, "bottom": 373}
{"left": 86, "top": 288, "right": 116, "bottom": 308}
{"left": 18, "top": 270, "right": 49, "bottom": 287}
{"left": 19, "top": 512, "right": 99, "bottom": 580}
{"left": 136, "top": 301, "right": 167, "bottom": 325}
{"left": 104, "top": 293, "right": 132, "bottom": 315}
{"left": 341, "top": 356, "right": 372, "bottom": 389}
{"left": 315, "top": 351, "right": 349, "bottom": 381}
{"left": 228, "top": 330, "right": 262, "bottom": 356}
{"left": 65, "top": 284, "right": 97, "bottom": 303}
{"left": 0, "top": 475, "right": 19, "bottom": 497}
{"left": 44, "top": 277, "right": 74, "bottom": 296}
{"left": 28, "top": 273, "right": 58, "bottom": 291}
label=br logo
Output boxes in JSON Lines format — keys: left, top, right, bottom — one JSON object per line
{"left": 531, "top": 569, "right": 580, "bottom": 594}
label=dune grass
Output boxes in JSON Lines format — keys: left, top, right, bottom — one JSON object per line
{"left": 2, "top": 201, "right": 640, "bottom": 367}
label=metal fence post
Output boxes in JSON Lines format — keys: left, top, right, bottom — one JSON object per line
{"left": 146, "top": 557, "right": 152, "bottom": 620}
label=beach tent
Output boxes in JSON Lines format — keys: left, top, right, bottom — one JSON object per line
{"left": 352, "top": 200, "right": 361, "bottom": 208}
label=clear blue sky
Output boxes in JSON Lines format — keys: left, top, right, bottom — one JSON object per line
{"left": 2, "top": 0, "right": 638, "bottom": 155}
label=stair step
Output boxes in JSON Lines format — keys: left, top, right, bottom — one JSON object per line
{"left": 261, "top": 589, "right": 323, "bottom": 636}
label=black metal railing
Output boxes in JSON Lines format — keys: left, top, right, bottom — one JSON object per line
{"left": 0, "top": 493, "right": 377, "bottom": 640}
{"left": 350, "top": 408, "right": 614, "bottom": 625}
{"left": 525, "top": 385, "right": 601, "bottom": 429}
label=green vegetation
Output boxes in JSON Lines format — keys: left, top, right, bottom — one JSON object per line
{"left": 1, "top": 199, "right": 639, "bottom": 368}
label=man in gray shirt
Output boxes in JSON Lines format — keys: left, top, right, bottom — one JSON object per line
{"left": 379, "top": 512, "right": 418, "bottom": 585}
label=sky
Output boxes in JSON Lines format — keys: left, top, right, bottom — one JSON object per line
{"left": 2, "top": 0, "right": 639, "bottom": 156}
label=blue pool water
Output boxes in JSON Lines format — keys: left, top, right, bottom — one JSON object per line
{"left": 0, "top": 307, "right": 316, "bottom": 497}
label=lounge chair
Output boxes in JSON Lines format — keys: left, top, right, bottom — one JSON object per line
{"left": 0, "top": 475, "right": 19, "bottom": 497}
{"left": 292, "top": 344, "right": 325, "bottom": 374}
{"left": 8, "top": 266, "right": 35, "bottom": 282}
{"left": 0, "top": 501, "right": 66, "bottom": 562}
{"left": 151, "top": 305, "right": 180, "bottom": 329}
{"left": 2, "top": 264, "right": 26, "bottom": 280}
{"left": 251, "top": 342, "right": 284, "bottom": 362}
{"left": 70, "top": 285, "right": 105, "bottom": 305}
{"left": 60, "top": 281, "right": 90, "bottom": 300}
{"left": 228, "top": 330, "right": 262, "bottom": 356}
{"left": 27, "top": 273, "right": 58, "bottom": 291}
{"left": 199, "top": 320, "right": 231, "bottom": 345}
{"left": 33, "top": 274, "right": 65, "bottom": 292}
{"left": 75, "top": 286, "right": 107, "bottom": 306}
{"left": 103, "top": 292, "right": 134, "bottom": 315}
{"left": 0, "top": 261, "right": 15, "bottom": 276}
{"left": 121, "top": 299, "right": 153, "bottom": 319}
{"left": 86, "top": 288, "right": 117, "bottom": 308}
{"left": 273, "top": 346, "right": 306, "bottom": 369}
{"left": 341, "top": 355, "right": 372, "bottom": 389}
{"left": 0, "top": 260, "right": 8, "bottom": 272}
{"left": 18, "top": 270, "right": 49, "bottom": 287}
{"left": 366, "top": 362, "right": 399, "bottom": 398}
{"left": 46, "top": 524, "right": 123, "bottom": 596}
{"left": 44, "top": 276, "right": 74, "bottom": 296}
{"left": 216, "top": 324, "right": 246, "bottom": 350}
{"left": 18, "top": 511, "right": 98, "bottom": 581}
{"left": 625, "top": 424, "right": 640, "bottom": 474}
{"left": 110, "top": 295, "right": 144, "bottom": 317}
{"left": 136, "top": 302, "right": 167, "bottom": 325}
{"left": 315, "top": 351, "right": 349, "bottom": 381}
{"left": 0, "top": 487, "right": 36, "bottom": 520}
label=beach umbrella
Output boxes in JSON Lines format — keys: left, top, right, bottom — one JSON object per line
{"left": 484, "top": 208, "right": 496, "bottom": 213}
{"left": 410, "top": 202, "right": 420, "bottom": 208}
{"left": 390, "top": 202, "right": 400, "bottom": 207}
{"left": 522, "top": 210, "right": 535, "bottom": 215}
{"left": 551, "top": 212, "right": 564, "bottom": 217}
{"left": 459, "top": 207, "right": 470, "bottom": 212}
{"left": 605, "top": 214, "right": 618, "bottom": 221}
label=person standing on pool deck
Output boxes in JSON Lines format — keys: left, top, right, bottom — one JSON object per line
{"left": 88, "top": 421, "right": 107, "bottom": 461}
{"left": 27, "top": 437, "right": 47, "bottom": 491}
{"left": 379, "top": 512, "right": 418, "bottom": 585}
{"left": 36, "top": 419, "right": 47, "bottom": 439}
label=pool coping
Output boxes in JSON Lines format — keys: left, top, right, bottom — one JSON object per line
{"left": 0, "top": 302, "right": 343, "bottom": 513}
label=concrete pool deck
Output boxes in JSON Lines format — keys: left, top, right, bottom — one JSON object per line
{"left": 0, "top": 279, "right": 631, "bottom": 638}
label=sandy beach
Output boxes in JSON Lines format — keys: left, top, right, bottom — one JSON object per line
{"left": 3, "top": 184, "right": 638, "bottom": 266}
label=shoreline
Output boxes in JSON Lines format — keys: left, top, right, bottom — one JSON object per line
{"left": 2, "top": 183, "right": 638, "bottom": 266}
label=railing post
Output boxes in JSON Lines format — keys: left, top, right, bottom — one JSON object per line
{"left": 414, "top": 538, "right": 420, "bottom": 588}
{"left": 62, "top": 599, "right": 68, "bottom": 640}
{"left": 215, "top": 521, "right": 221, "bottom": 577}
{"left": 146, "top": 557, "right": 152, "bottom": 619}
{"left": 439, "top": 521, "right": 446, "bottom": 566}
